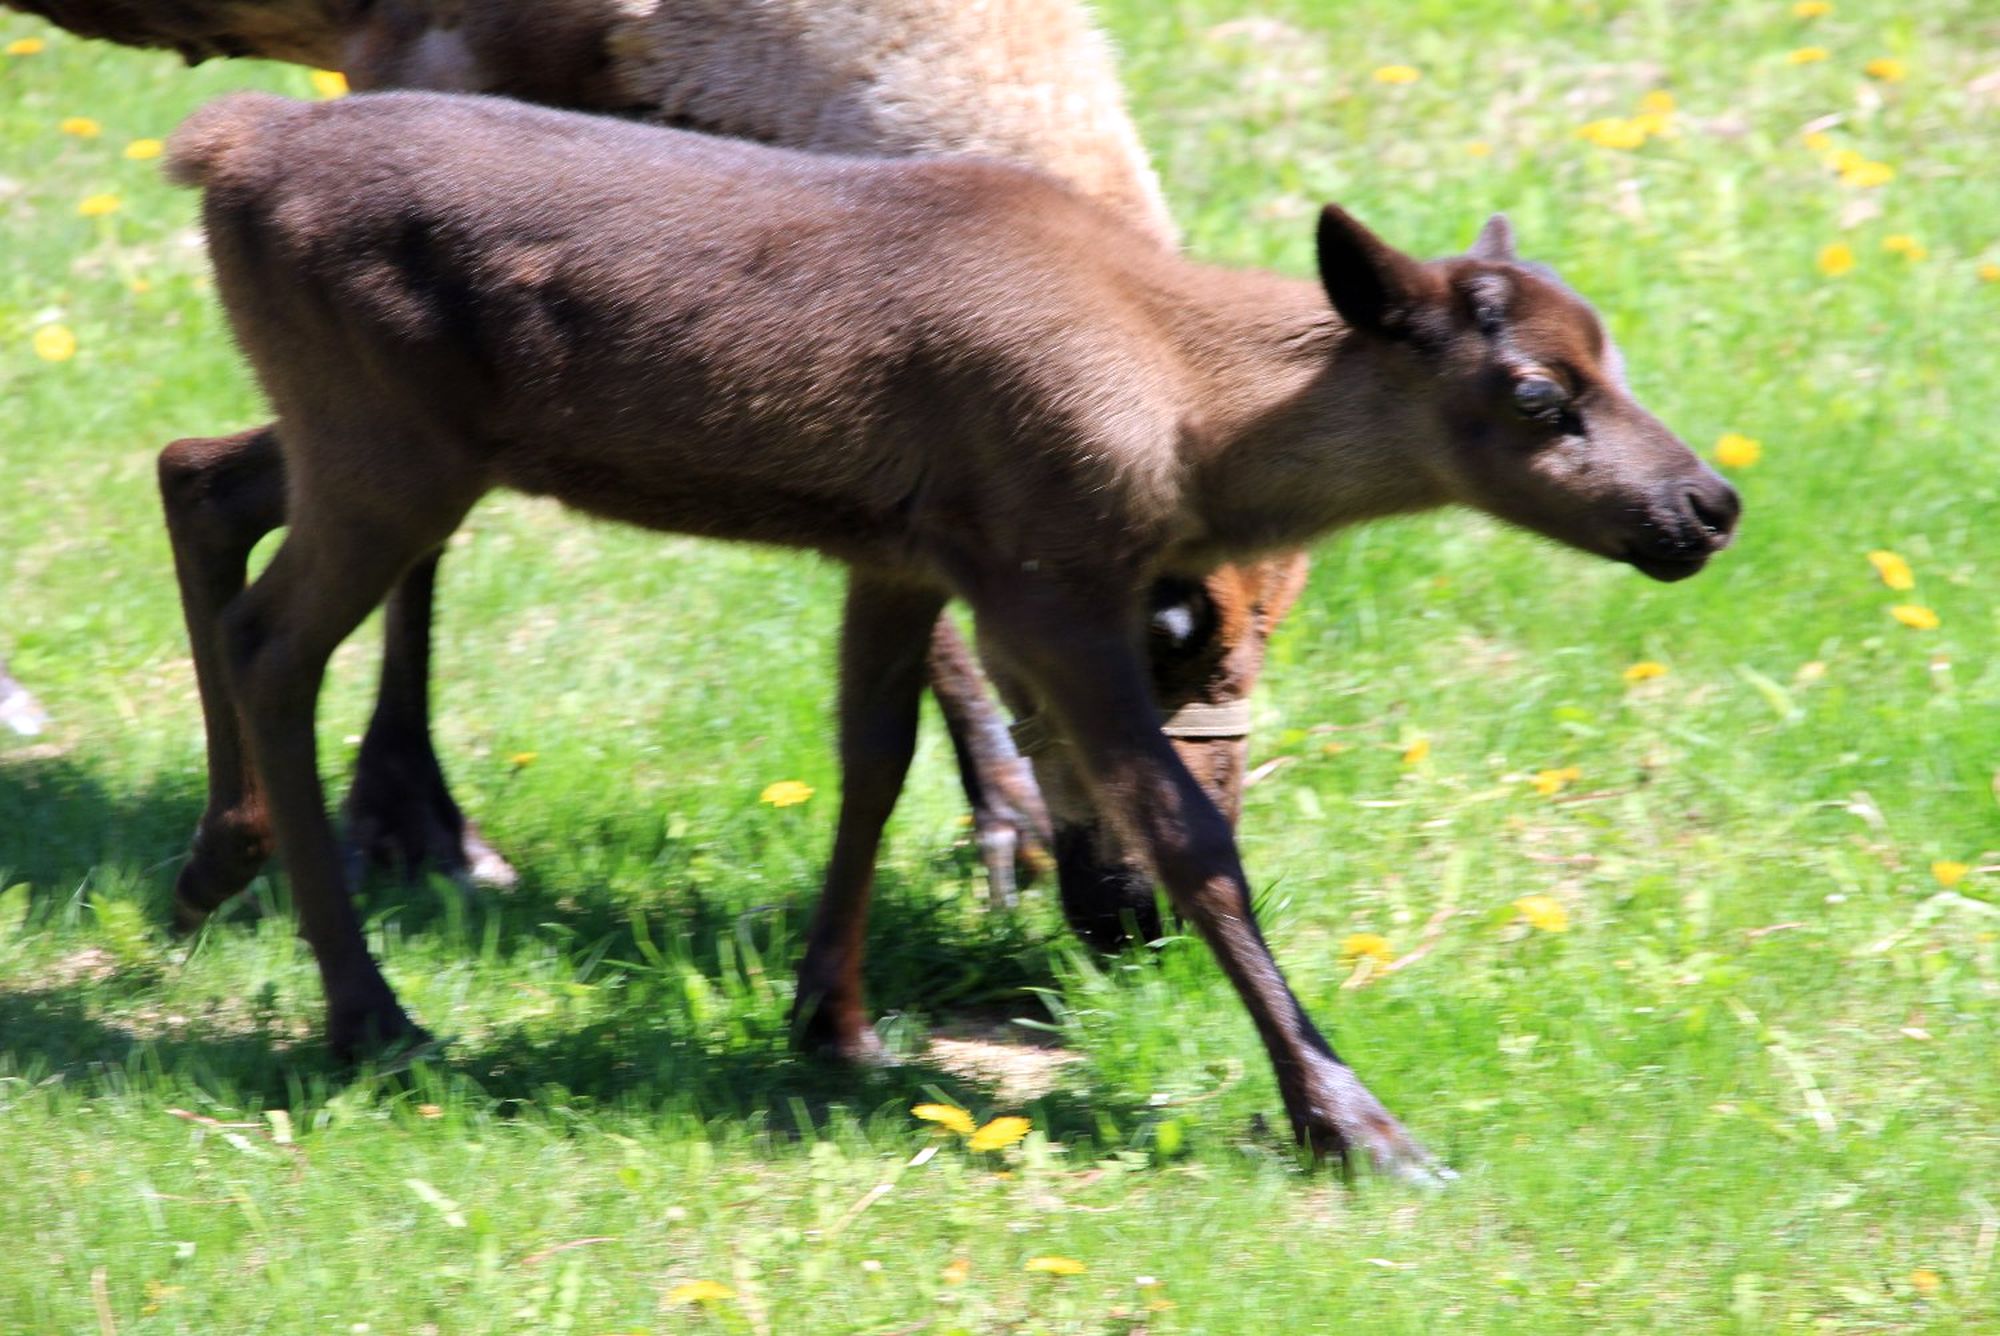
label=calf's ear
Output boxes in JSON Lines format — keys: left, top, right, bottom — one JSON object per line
{"left": 1316, "top": 204, "right": 1439, "bottom": 338}
{"left": 1468, "top": 212, "right": 1517, "bottom": 262}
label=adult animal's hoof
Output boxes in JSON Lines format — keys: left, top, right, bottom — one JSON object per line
{"left": 341, "top": 773, "right": 519, "bottom": 891}
{"left": 170, "top": 811, "right": 275, "bottom": 934}
{"left": 327, "top": 988, "right": 432, "bottom": 1067}
{"left": 793, "top": 1003, "right": 892, "bottom": 1067}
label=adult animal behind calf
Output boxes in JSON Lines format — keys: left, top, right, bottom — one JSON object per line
{"left": 23, "top": 0, "right": 1296, "bottom": 943}
{"left": 167, "top": 89, "right": 1737, "bottom": 1175}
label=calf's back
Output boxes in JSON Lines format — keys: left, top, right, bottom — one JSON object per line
{"left": 172, "top": 91, "right": 1190, "bottom": 568}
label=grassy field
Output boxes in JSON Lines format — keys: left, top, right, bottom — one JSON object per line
{"left": 2, "top": 0, "right": 1997, "bottom": 1330}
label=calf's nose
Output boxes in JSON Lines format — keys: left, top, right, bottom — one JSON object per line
{"left": 1684, "top": 473, "right": 1741, "bottom": 548}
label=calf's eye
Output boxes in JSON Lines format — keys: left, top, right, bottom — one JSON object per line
{"left": 1512, "top": 375, "right": 1568, "bottom": 420}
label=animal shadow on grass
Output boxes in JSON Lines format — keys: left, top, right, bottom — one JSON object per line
{"left": 0, "top": 751, "right": 1129, "bottom": 1140}
{"left": 0, "top": 750, "right": 199, "bottom": 905}
{"left": 364, "top": 853, "right": 1118, "bottom": 1136}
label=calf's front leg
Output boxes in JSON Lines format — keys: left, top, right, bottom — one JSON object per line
{"left": 161, "top": 424, "right": 515, "bottom": 916}
{"left": 791, "top": 571, "right": 950, "bottom": 1061}
{"left": 975, "top": 586, "right": 1441, "bottom": 1179}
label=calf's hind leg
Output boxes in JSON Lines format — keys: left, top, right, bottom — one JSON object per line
{"left": 792, "top": 571, "right": 950, "bottom": 1061}
{"left": 220, "top": 450, "right": 477, "bottom": 1059}
{"left": 162, "top": 425, "right": 513, "bottom": 929}
{"left": 972, "top": 583, "right": 1441, "bottom": 1180}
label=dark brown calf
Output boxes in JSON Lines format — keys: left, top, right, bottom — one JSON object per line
{"left": 166, "top": 91, "right": 1736, "bottom": 1173}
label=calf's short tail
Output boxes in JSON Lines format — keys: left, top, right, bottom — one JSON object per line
{"left": 163, "top": 90, "right": 296, "bottom": 189}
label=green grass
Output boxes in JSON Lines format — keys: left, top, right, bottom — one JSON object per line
{"left": 3, "top": 0, "right": 1997, "bottom": 1330}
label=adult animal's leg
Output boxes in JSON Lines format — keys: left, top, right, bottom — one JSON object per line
{"left": 158, "top": 427, "right": 287, "bottom": 931}
{"left": 925, "top": 614, "right": 1051, "bottom": 908}
{"left": 973, "top": 579, "right": 1437, "bottom": 1179}
{"left": 792, "top": 571, "right": 949, "bottom": 1062}
{"left": 990, "top": 554, "right": 1310, "bottom": 950}
{"left": 341, "top": 549, "right": 516, "bottom": 888}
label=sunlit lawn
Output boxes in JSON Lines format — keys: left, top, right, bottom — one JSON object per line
{"left": 2, "top": 0, "right": 1996, "bottom": 1330}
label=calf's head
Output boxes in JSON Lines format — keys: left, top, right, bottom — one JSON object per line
{"left": 1317, "top": 207, "right": 1739, "bottom": 579}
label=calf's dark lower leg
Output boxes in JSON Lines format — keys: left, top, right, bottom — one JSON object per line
{"left": 980, "top": 591, "right": 1437, "bottom": 1177}
{"left": 159, "top": 427, "right": 287, "bottom": 931}
{"left": 792, "top": 572, "right": 948, "bottom": 1061}
{"left": 220, "top": 466, "right": 473, "bottom": 1059}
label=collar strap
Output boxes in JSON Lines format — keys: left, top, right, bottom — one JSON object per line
{"left": 1009, "top": 698, "right": 1254, "bottom": 756}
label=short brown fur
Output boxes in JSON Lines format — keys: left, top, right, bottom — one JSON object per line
{"left": 168, "top": 91, "right": 1737, "bottom": 1174}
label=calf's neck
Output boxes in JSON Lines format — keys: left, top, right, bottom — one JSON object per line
{"left": 169, "top": 90, "right": 1737, "bottom": 1173}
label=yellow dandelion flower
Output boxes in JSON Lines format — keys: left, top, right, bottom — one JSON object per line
{"left": 1889, "top": 604, "right": 1939, "bottom": 630}
{"left": 941, "top": 1257, "right": 972, "bottom": 1285}
{"left": 1340, "top": 932, "right": 1395, "bottom": 963}
{"left": 31, "top": 324, "right": 77, "bottom": 362}
{"left": 664, "top": 1280, "right": 735, "bottom": 1305}
{"left": 1824, "top": 146, "right": 1865, "bottom": 172}
{"left": 1816, "top": 242, "right": 1855, "bottom": 277}
{"left": 1715, "top": 432, "right": 1762, "bottom": 468}
{"left": 508, "top": 750, "right": 538, "bottom": 767}
{"left": 911, "top": 1103, "right": 976, "bottom": 1136}
{"left": 1801, "top": 130, "right": 1835, "bottom": 154}
{"left": 77, "top": 192, "right": 121, "bottom": 217}
{"left": 309, "top": 69, "right": 349, "bottom": 98}
{"left": 123, "top": 137, "right": 163, "bottom": 160}
{"left": 1792, "top": 0, "right": 1832, "bottom": 15}
{"left": 1630, "top": 110, "right": 1675, "bottom": 138}
{"left": 1514, "top": 894, "right": 1570, "bottom": 933}
{"left": 1024, "top": 1256, "right": 1087, "bottom": 1276}
{"left": 1639, "top": 90, "right": 1676, "bottom": 116}
{"left": 1881, "top": 234, "right": 1926, "bottom": 261}
{"left": 59, "top": 116, "right": 101, "bottom": 137}
{"left": 1863, "top": 57, "right": 1907, "bottom": 82}
{"left": 1577, "top": 117, "right": 1647, "bottom": 150}
{"left": 1931, "top": 861, "right": 1969, "bottom": 888}
{"left": 759, "top": 779, "right": 813, "bottom": 807}
{"left": 1909, "top": 1268, "right": 1942, "bottom": 1295}
{"left": 1401, "top": 736, "right": 1431, "bottom": 765}
{"left": 129, "top": 277, "right": 151, "bottom": 294}
{"left": 1372, "top": 65, "right": 1421, "bottom": 85}
{"left": 1786, "top": 46, "right": 1830, "bottom": 64}
{"left": 1866, "top": 550, "right": 1914, "bottom": 590}
{"left": 5, "top": 37, "right": 46, "bottom": 55}
{"left": 967, "top": 1116, "right": 1032, "bottom": 1152}
{"left": 1531, "top": 765, "right": 1582, "bottom": 797}
{"left": 1466, "top": 140, "right": 1493, "bottom": 157}
{"left": 1839, "top": 159, "right": 1894, "bottom": 188}
{"left": 1980, "top": 263, "right": 2000, "bottom": 283}
{"left": 1622, "top": 660, "right": 1668, "bottom": 683}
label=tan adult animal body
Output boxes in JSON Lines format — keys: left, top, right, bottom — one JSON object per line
{"left": 2, "top": 0, "right": 1301, "bottom": 940}
{"left": 165, "top": 90, "right": 1738, "bottom": 1173}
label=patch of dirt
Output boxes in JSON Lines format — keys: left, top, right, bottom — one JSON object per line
{"left": 43, "top": 947, "right": 118, "bottom": 987}
{"left": 925, "top": 1025, "right": 1081, "bottom": 1105}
